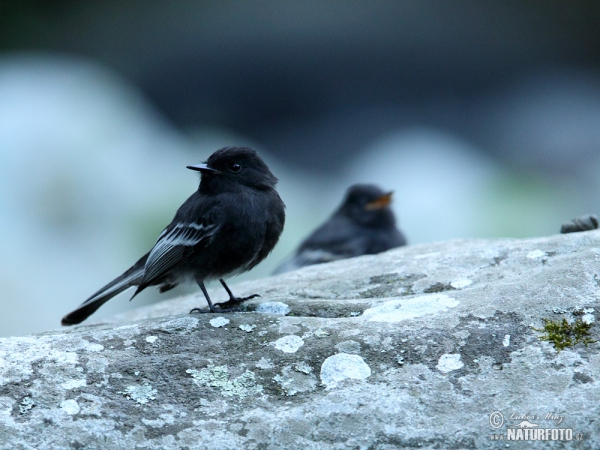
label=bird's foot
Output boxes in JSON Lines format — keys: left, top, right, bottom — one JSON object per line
{"left": 189, "top": 299, "right": 255, "bottom": 314}
{"left": 189, "top": 307, "right": 212, "bottom": 314}
{"left": 189, "top": 306, "right": 243, "bottom": 314}
{"left": 215, "top": 307, "right": 243, "bottom": 313}
{"left": 217, "top": 294, "right": 261, "bottom": 310}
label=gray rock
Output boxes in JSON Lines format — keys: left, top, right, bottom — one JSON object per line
{"left": 2, "top": 232, "right": 600, "bottom": 449}
{"left": 560, "top": 214, "right": 599, "bottom": 234}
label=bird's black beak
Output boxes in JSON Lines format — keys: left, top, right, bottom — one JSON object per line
{"left": 365, "top": 192, "right": 393, "bottom": 210}
{"left": 186, "top": 163, "right": 220, "bottom": 174}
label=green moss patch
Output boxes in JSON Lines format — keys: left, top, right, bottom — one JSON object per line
{"left": 534, "top": 318, "right": 595, "bottom": 351}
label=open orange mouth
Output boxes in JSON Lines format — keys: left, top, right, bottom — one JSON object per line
{"left": 365, "top": 192, "right": 393, "bottom": 210}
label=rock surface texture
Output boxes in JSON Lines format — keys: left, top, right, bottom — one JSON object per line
{"left": 2, "top": 232, "right": 600, "bottom": 449}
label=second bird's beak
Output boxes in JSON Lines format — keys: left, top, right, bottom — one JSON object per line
{"left": 365, "top": 192, "right": 393, "bottom": 210}
{"left": 186, "top": 163, "right": 220, "bottom": 174}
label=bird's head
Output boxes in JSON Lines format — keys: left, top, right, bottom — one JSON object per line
{"left": 187, "top": 146, "right": 278, "bottom": 192}
{"left": 339, "top": 184, "right": 396, "bottom": 227}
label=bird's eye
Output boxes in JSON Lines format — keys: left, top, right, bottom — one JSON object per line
{"left": 229, "top": 163, "right": 241, "bottom": 173}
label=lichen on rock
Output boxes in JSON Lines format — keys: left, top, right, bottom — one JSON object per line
{"left": 1, "top": 232, "right": 600, "bottom": 448}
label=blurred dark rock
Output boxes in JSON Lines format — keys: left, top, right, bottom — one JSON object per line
{"left": 560, "top": 214, "right": 599, "bottom": 234}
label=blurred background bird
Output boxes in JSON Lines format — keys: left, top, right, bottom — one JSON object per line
{"left": 274, "top": 184, "right": 406, "bottom": 273}
{"left": 1, "top": 1, "right": 600, "bottom": 336}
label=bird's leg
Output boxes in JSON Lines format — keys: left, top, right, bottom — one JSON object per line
{"left": 190, "top": 280, "right": 253, "bottom": 314}
{"left": 190, "top": 281, "right": 217, "bottom": 314}
{"left": 215, "top": 278, "right": 260, "bottom": 310}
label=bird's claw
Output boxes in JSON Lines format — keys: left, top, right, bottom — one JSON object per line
{"left": 215, "top": 307, "right": 243, "bottom": 313}
{"left": 189, "top": 305, "right": 244, "bottom": 314}
{"left": 217, "top": 294, "right": 260, "bottom": 310}
{"left": 234, "top": 293, "right": 261, "bottom": 302}
{"left": 189, "top": 307, "right": 213, "bottom": 314}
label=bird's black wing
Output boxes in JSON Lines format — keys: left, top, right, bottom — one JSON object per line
{"left": 139, "top": 220, "right": 219, "bottom": 288}
{"left": 298, "top": 216, "right": 366, "bottom": 256}
{"left": 273, "top": 216, "right": 364, "bottom": 274}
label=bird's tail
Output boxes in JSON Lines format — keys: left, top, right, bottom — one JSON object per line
{"left": 61, "top": 254, "right": 148, "bottom": 326}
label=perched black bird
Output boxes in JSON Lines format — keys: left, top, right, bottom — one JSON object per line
{"left": 274, "top": 184, "right": 406, "bottom": 274}
{"left": 62, "top": 146, "right": 285, "bottom": 325}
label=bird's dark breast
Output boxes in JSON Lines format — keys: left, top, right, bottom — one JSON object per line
{"left": 189, "top": 190, "right": 284, "bottom": 279}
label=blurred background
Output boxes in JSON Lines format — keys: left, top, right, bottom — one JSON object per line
{"left": 1, "top": 1, "right": 600, "bottom": 336}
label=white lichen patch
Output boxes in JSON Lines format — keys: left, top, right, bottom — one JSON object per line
{"left": 436, "top": 354, "right": 464, "bottom": 373}
{"left": 159, "top": 316, "right": 199, "bottom": 334}
{"left": 272, "top": 335, "right": 304, "bottom": 353}
{"left": 81, "top": 341, "right": 104, "bottom": 353}
{"left": 142, "top": 417, "right": 166, "bottom": 428}
{"left": 273, "top": 366, "right": 317, "bottom": 396}
{"left": 210, "top": 317, "right": 230, "bottom": 328}
{"left": 453, "top": 330, "right": 470, "bottom": 340}
{"left": 145, "top": 336, "right": 158, "bottom": 344}
{"left": 362, "top": 294, "right": 459, "bottom": 323}
{"left": 61, "top": 379, "right": 86, "bottom": 390}
{"left": 239, "top": 324, "right": 256, "bottom": 332}
{"left": 0, "top": 337, "right": 84, "bottom": 385}
{"left": 582, "top": 309, "right": 595, "bottom": 324}
{"left": 335, "top": 340, "right": 361, "bottom": 354}
{"left": 85, "top": 355, "right": 110, "bottom": 374}
{"left": 48, "top": 351, "right": 79, "bottom": 365}
{"left": 279, "top": 323, "right": 301, "bottom": 334}
{"left": 255, "top": 302, "right": 291, "bottom": 315}
{"left": 582, "top": 314, "right": 595, "bottom": 324}
{"left": 450, "top": 279, "right": 472, "bottom": 289}
{"left": 255, "top": 358, "right": 274, "bottom": 370}
{"left": 121, "top": 384, "right": 157, "bottom": 404}
{"left": 313, "top": 329, "right": 330, "bottom": 338}
{"left": 187, "top": 366, "right": 263, "bottom": 398}
{"left": 527, "top": 249, "right": 546, "bottom": 259}
{"left": 142, "top": 414, "right": 175, "bottom": 428}
{"left": 77, "top": 393, "right": 104, "bottom": 417}
{"left": 60, "top": 399, "right": 80, "bottom": 415}
{"left": 503, "top": 335, "right": 511, "bottom": 347}
{"left": 19, "top": 397, "right": 34, "bottom": 414}
{"left": 320, "top": 353, "right": 371, "bottom": 389}
{"left": 293, "top": 362, "right": 313, "bottom": 374}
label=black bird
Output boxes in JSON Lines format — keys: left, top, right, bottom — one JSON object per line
{"left": 62, "top": 146, "right": 285, "bottom": 325}
{"left": 274, "top": 184, "right": 406, "bottom": 274}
